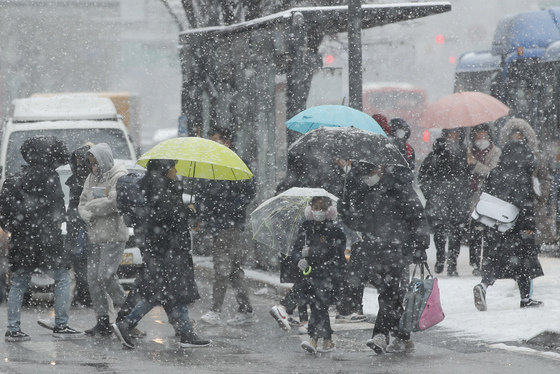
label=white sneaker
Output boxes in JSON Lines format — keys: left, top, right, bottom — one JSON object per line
{"left": 386, "top": 337, "right": 414, "bottom": 353}
{"left": 227, "top": 312, "right": 255, "bottom": 326}
{"left": 301, "top": 338, "right": 318, "bottom": 354}
{"left": 269, "top": 305, "right": 291, "bottom": 331}
{"left": 473, "top": 284, "right": 487, "bottom": 312}
{"left": 200, "top": 311, "right": 222, "bottom": 325}
{"left": 297, "top": 321, "right": 308, "bottom": 335}
{"left": 335, "top": 313, "right": 367, "bottom": 324}
{"left": 366, "top": 334, "right": 387, "bottom": 354}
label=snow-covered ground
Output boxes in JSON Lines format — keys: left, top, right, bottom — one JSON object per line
{"left": 363, "top": 243, "right": 560, "bottom": 345}
{"left": 196, "top": 240, "right": 560, "bottom": 347}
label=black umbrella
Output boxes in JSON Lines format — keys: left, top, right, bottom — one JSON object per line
{"left": 288, "top": 126, "right": 407, "bottom": 167}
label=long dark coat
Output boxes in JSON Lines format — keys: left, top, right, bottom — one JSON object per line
{"left": 340, "top": 167, "right": 429, "bottom": 282}
{"left": 482, "top": 141, "right": 544, "bottom": 280}
{"left": 0, "top": 165, "right": 67, "bottom": 271}
{"left": 290, "top": 220, "right": 346, "bottom": 305}
{"left": 418, "top": 138, "right": 473, "bottom": 230}
{"left": 139, "top": 173, "right": 200, "bottom": 306}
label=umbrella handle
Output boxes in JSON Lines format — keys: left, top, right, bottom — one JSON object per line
{"left": 302, "top": 265, "right": 312, "bottom": 276}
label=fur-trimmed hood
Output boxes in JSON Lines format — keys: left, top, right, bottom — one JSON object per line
{"left": 500, "top": 117, "right": 539, "bottom": 154}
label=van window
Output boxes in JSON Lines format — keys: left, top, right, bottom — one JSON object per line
{"left": 5, "top": 128, "right": 131, "bottom": 176}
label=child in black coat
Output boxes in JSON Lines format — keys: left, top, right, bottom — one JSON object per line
{"left": 291, "top": 196, "right": 346, "bottom": 354}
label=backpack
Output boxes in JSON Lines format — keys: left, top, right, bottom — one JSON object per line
{"left": 0, "top": 174, "right": 45, "bottom": 233}
{"left": 116, "top": 172, "right": 148, "bottom": 228}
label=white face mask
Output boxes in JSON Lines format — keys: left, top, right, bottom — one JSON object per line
{"left": 474, "top": 139, "right": 490, "bottom": 150}
{"left": 343, "top": 164, "right": 352, "bottom": 173}
{"left": 363, "top": 174, "right": 381, "bottom": 187}
{"left": 395, "top": 129, "right": 407, "bottom": 139}
{"left": 312, "top": 210, "right": 327, "bottom": 222}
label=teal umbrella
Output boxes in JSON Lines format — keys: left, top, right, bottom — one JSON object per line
{"left": 285, "top": 105, "right": 387, "bottom": 135}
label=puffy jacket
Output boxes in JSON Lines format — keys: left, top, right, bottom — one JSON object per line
{"left": 78, "top": 143, "right": 129, "bottom": 243}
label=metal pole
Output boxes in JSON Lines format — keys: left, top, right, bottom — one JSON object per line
{"left": 348, "top": 0, "right": 363, "bottom": 111}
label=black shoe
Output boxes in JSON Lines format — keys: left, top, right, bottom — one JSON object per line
{"left": 434, "top": 262, "right": 444, "bottom": 274}
{"left": 85, "top": 315, "right": 112, "bottom": 337}
{"left": 520, "top": 299, "right": 544, "bottom": 308}
{"left": 112, "top": 321, "right": 135, "bottom": 349}
{"left": 5, "top": 330, "right": 31, "bottom": 342}
{"left": 179, "top": 330, "right": 211, "bottom": 348}
{"left": 53, "top": 325, "right": 84, "bottom": 339}
{"left": 447, "top": 269, "right": 459, "bottom": 277}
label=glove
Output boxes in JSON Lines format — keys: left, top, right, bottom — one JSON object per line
{"left": 413, "top": 249, "right": 427, "bottom": 264}
{"left": 297, "top": 259, "right": 309, "bottom": 271}
{"left": 301, "top": 245, "right": 310, "bottom": 258}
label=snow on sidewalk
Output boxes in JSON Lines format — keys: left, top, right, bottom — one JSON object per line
{"left": 195, "top": 244, "right": 560, "bottom": 345}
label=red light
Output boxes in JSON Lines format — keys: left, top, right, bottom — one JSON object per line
{"left": 324, "top": 55, "right": 334, "bottom": 65}
{"left": 423, "top": 130, "right": 430, "bottom": 143}
{"left": 435, "top": 34, "right": 445, "bottom": 44}
{"left": 449, "top": 56, "right": 456, "bottom": 64}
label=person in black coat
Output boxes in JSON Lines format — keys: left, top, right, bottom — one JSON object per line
{"left": 0, "top": 135, "right": 82, "bottom": 341}
{"left": 340, "top": 162, "right": 429, "bottom": 354}
{"left": 291, "top": 197, "right": 346, "bottom": 354}
{"left": 65, "top": 145, "right": 92, "bottom": 306}
{"left": 389, "top": 118, "right": 416, "bottom": 170}
{"left": 113, "top": 159, "right": 209, "bottom": 349}
{"left": 473, "top": 135, "right": 544, "bottom": 311}
{"left": 197, "top": 127, "right": 257, "bottom": 326}
{"left": 418, "top": 128, "right": 472, "bottom": 276}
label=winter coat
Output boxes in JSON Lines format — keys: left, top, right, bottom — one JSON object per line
{"left": 78, "top": 143, "right": 129, "bottom": 243}
{"left": 290, "top": 220, "right": 346, "bottom": 305}
{"left": 0, "top": 165, "right": 68, "bottom": 271}
{"left": 469, "top": 143, "right": 502, "bottom": 212}
{"left": 500, "top": 118, "right": 553, "bottom": 244}
{"left": 482, "top": 141, "right": 544, "bottom": 280}
{"left": 65, "top": 145, "right": 91, "bottom": 250}
{"left": 340, "top": 167, "right": 429, "bottom": 280}
{"left": 139, "top": 172, "right": 200, "bottom": 306}
{"left": 197, "top": 159, "right": 256, "bottom": 233}
{"left": 418, "top": 138, "right": 473, "bottom": 230}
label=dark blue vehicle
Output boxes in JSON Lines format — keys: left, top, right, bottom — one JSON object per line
{"left": 455, "top": 8, "right": 560, "bottom": 140}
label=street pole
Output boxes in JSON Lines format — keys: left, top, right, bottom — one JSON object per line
{"left": 348, "top": 0, "right": 363, "bottom": 111}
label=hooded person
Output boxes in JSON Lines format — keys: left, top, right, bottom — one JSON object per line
{"left": 473, "top": 120, "right": 545, "bottom": 311}
{"left": 0, "top": 135, "right": 82, "bottom": 341}
{"left": 418, "top": 128, "right": 472, "bottom": 276}
{"left": 339, "top": 162, "right": 429, "bottom": 354}
{"left": 66, "top": 144, "right": 93, "bottom": 306}
{"left": 499, "top": 118, "right": 553, "bottom": 245}
{"left": 389, "top": 118, "right": 416, "bottom": 170}
{"left": 467, "top": 124, "right": 502, "bottom": 275}
{"left": 112, "top": 159, "right": 210, "bottom": 349}
{"left": 78, "top": 143, "right": 129, "bottom": 336}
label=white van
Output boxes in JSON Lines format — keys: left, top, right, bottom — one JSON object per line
{"left": 0, "top": 95, "right": 136, "bottom": 181}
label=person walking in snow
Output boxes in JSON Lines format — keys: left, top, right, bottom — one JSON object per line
{"left": 466, "top": 124, "right": 501, "bottom": 276}
{"left": 1, "top": 136, "right": 83, "bottom": 341}
{"left": 389, "top": 117, "right": 416, "bottom": 170}
{"left": 289, "top": 196, "right": 346, "bottom": 354}
{"left": 419, "top": 128, "right": 472, "bottom": 276}
{"left": 473, "top": 118, "right": 545, "bottom": 311}
{"left": 79, "top": 143, "right": 129, "bottom": 336}
{"left": 198, "top": 126, "right": 257, "bottom": 326}
{"left": 113, "top": 159, "right": 210, "bottom": 349}
{"left": 340, "top": 162, "right": 429, "bottom": 354}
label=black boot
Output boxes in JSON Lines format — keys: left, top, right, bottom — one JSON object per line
{"left": 85, "top": 315, "right": 112, "bottom": 336}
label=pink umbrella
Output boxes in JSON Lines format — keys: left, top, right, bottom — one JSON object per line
{"left": 420, "top": 91, "right": 509, "bottom": 129}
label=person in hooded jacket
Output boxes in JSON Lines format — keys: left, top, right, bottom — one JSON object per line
{"left": 65, "top": 144, "right": 93, "bottom": 306}
{"left": 467, "top": 124, "right": 501, "bottom": 276}
{"left": 78, "top": 143, "right": 129, "bottom": 336}
{"left": 473, "top": 118, "right": 545, "bottom": 311}
{"left": 340, "top": 162, "right": 429, "bottom": 354}
{"left": 1, "top": 136, "right": 83, "bottom": 341}
{"left": 389, "top": 118, "right": 416, "bottom": 170}
{"left": 290, "top": 196, "right": 346, "bottom": 354}
{"left": 112, "top": 159, "right": 210, "bottom": 349}
{"left": 419, "top": 128, "right": 472, "bottom": 276}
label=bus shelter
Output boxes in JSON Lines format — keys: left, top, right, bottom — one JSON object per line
{"left": 178, "top": 2, "right": 451, "bottom": 201}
